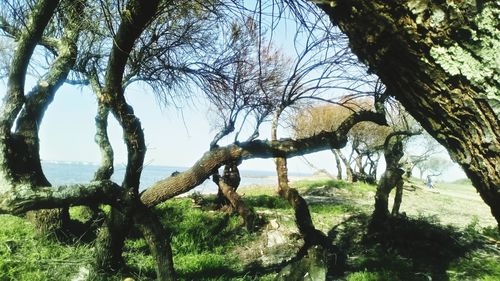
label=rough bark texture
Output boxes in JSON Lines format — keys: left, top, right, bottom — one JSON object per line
{"left": 0, "top": 180, "right": 121, "bottom": 214}
{"left": 213, "top": 165, "right": 256, "bottom": 230}
{"left": 0, "top": 0, "right": 60, "bottom": 136}
{"left": 272, "top": 110, "right": 331, "bottom": 252}
{"left": 0, "top": 0, "right": 85, "bottom": 236}
{"left": 93, "top": 102, "right": 114, "bottom": 181}
{"left": 0, "top": 0, "right": 61, "bottom": 193}
{"left": 134, "top": 205, "right": 176, "bottom": 281}
{"left": 94, "top": 208, "right": 128, "bottom": 272}
{"left": 92, "top": 2, "right": 176, "bottom": 280}
{"left": 317, "top": 1, "right": 500, "bottom": 225}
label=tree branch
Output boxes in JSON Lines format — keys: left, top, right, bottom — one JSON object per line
{"left": 0, "top": 0, "right": 60, "bottom": 134}
{"left": 0, "top": 180, "right": 122, "bottom": 215}
{"left": 140, "top": 110, "right": 386, "bottom": 206}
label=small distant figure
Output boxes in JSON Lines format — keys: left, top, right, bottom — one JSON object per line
{"left": 426, "top": 175, "right": 434, "bottom": 189}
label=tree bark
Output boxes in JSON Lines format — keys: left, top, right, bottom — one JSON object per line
{"left": 1, "top": 0, "right": 85, "bottom": 236}
{"left": 331, "top": 149, "right": 343, "bottom": 180}
{"left": 95, "top": 208, "right": 128, "bottom": 272}
{"left": 93, "top": 102, "right": 114, "bottom": 181}
{"left": 271, "top": 110, "right": 330, "bottom": 250}
{"left": 94, "top": 0, "right": 164, "bottom": 277}
{"left": 134, "top": 203, "right": 176, "bottom": 281}
{"left": 213, "top": 165, "right": 256, "bottom": 230}
{"left": 335, "top": 149, "right": 353, "bottom": 182}
{"left": 317, "top": 1, "right": 500, "bottom": 226}
{"left": 369, "top": 132, "right": 414, "bottom": 231}
{"left": 391, "top": 179, "right": 404, "bottom": 216}
{"left": 141, "top": 110, "right": 386, "bottom": 206}
{"left": 0, "top": 0, "right": 60, "bottom": 136}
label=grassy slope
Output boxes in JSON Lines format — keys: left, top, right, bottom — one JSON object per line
{"left": 0, "top": 178, "right": 498, "bottom": 280}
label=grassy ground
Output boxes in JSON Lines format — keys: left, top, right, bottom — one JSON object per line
{"left": 0, "top": 178, "right": 498, "bottom": 280}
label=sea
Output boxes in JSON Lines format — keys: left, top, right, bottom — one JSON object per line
{"left": 41, "top": 161, "right": 309, "bottom": 194}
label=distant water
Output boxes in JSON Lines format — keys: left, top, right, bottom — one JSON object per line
{"left": 41, "top": 162, "right": 309, "bottom": 194}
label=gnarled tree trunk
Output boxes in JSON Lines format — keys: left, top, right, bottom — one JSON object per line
{"left": 271, "top": 110, "right": 331, "bottom": 251}
{"left": 317, "top": 1, "right": 500, "bottom": 226}
{"left": 331, "top": 149, "right": 343, "bottom": 180}
{"left": 213, "top": 163, "right": 256, "bottom": 230}
{"left": 0, "top": 0, "right": 84, "bottom": 237}
{"left": 334, "top": 148, "right": 353, "bottom": 182}
{"left": 369, "top": 132, "right": 412, "bottom": 232}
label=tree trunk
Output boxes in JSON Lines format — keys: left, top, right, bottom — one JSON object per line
{"left": 140, "top": 110, "right": 386, "bottom": 206}
{"left": 271, "top": 110, "right": 330, "bottom": 249}
{"left": 94, "top": 0, "right": 162, "bottom": 277}
{"left": 354, "top": 153, "right": 364, "bottom": 178}
{"left": 213, "top": 163, "right": 256, "bottom": 230}
{"left": 331, "top": 149, "right": 343, "bottom": 180}
{"left": 370, "top": 169, "right": 405, "bottom": 232}
{"left": 369, "top": 133, "right": 409, "bottom": 232}
{"left": 214, "top": 172, "right": 256, "bottom": 230}
{"left": 317, "top": 1, "right": 500, "bottom": 226}
{"left": 4, "top": 0, "right": 84, "bottom": 237}
{"left": 336, "top": 149, "right": 353, "bottom": 182}
{"left": 214, "top": 163, "right": 239, "bottom": 209}
{"left": 94, "top": 208, "right": 129, "bottom": 272}
{"left": 134, "top": 203, "right": 176, "bottom": 281}
{"left": 391, "top": 178, "right": 404, "bottom": 216}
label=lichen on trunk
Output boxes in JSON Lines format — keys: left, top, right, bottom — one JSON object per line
{"left": 317, "top": 0, "right": 500, "bottom": 226}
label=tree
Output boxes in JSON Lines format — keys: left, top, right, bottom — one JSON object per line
{"left": 415, "top": 156, "right": 451, "bottom": 180}
{"left": 0, "top": 1, "right": 389, "bottom": 279}
{"left": 293, "top": 98, "right": 392, "bottom": 182}
{"left": 369, "top": 130, "right": 419, "bottom": 232}
{"left": 314, "top": 1, "right": 500, "bottom": 225}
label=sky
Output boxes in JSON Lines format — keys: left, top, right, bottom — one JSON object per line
{"left": 0, "top": 78, "right": 467, "bottom": 182}
{"left": 0, "top": 5, "right": 467, "bottom": 182}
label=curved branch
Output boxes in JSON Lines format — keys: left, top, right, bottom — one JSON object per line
{"left": 0, "top": 0, "right": 60, "bottom": 134}
{"left": 140, "top": 110, "right": 386, "bottom": 206}
{"left": 102, "top": 0, "right": 160, "bottom": 192}
{"left": 0, "top": 180, "right": 122, "bottom": 215}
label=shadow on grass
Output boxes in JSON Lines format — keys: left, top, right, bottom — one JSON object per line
{"left": 176, "top": 255, "right": 302, "bottom": 280}
{"left": 331, "top": 214, "right": 487, "bottom": 281}
{"left": 245, "top": 194, "right": 289, "bottom": 209}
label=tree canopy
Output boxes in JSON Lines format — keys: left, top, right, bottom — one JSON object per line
{"left": 0, "top": 0, "right": 498, "bottom": 280}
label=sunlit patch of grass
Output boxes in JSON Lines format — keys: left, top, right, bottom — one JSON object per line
{"left": 448, "top": 253, "right": 500, "bottom": 281}
{"left": 309, "top": 203, "right": 357, "bottom": 215}
{"left": 350, "top": 181, "right": 377, "bottom": 193}
{"left": 292, "top": 178, "right": 350, "bottom": 191}
{"left": 0, "top": 214, "right": 93, "bottom": 281}
{"left": 245, "top": 194, "right": 289, "bottom": 210}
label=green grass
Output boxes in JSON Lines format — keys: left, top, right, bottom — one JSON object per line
{"left": 0, "top": 178, "right": 498, "bottom": 280}
{"left": 0, "top": 215, "right": 93, "bottom": 281}
{"left": 291, "top": 178, "right": 350, "bottom": 190}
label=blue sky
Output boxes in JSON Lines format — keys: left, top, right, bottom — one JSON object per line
{"left": 0, "top": 79, "right": 336, "bottom": 173}
{"left": 0, "top": 8, "right": 466, "bottom": 181}
{"left": 0, "top": 77, "right": 467, "bottom": 181}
